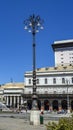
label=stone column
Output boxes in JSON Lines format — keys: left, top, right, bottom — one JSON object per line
{"left": 4, "top": 96, "right": 6, "bottom": 104}
{"left": 58, "top": 100, "right": 62, "bottom": 111}
{"left": 17, "top": 96, "right": 19, "bottom": 109}
{"left": 6, "top": 96, "right": 8, "bottom": 106}
{"left": 21, "top": 96, "right": 23, "bottom": 105}
{"left": 14, "top": 96, "right": 16, "bottom": 108}
{"left": 68, "top": 99, "right": 71, "bottom": 112}
{"left": 41, "top": 100, "right": 44, "bottom": 111}
{"left": 49, "top": 100, "right": 53, "bottom": 111}
{"left": 10, "top": 96, "right": 12, "bottom": 107}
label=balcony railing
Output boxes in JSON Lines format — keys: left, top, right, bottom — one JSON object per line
{"left": 23, "top": 91, "right": 72, "bottom": 95}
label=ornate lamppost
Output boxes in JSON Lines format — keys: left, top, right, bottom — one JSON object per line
{"left": 24, "top": 14, "right": 43, "bottom": 110}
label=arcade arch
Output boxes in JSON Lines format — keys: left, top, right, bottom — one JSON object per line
{"left": 52, "top": 100, "right": 58, "bottom": 110}
{"left": 27, "top": 100, "right": 32, "bottom": 110}
{"left": 38, "top": 100, "right": 41, "bottom": 110}
{"left": 71, "top": 100, "right": 73, "bottom": 110}
{"left": 44, "top": 100, "right": 49, "bottom": 110}
{"left": 61, "top": 100, "right": 67, "bottom": 110}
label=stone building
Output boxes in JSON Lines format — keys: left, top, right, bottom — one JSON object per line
{"left": 0, "top": 83, "right": 24, "bottom": 108}
{"left": 24, "top": 65, "right": 73, "bottom": 111}
{"left": 0, "top": 85, "right": 4, "bottom": 103}
{"left": 0, "top": 39, "right": 73, "bottom": 111}
{"left": 23, "top": 39, "right": 73, "bottom": 111}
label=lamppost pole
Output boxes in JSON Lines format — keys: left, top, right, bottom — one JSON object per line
{"left": 32, "top": 20, "right": 37, "bottom": 109}
{"left": 66, "top": 79, "right": 70, "bottom": 113}
{"left": 24, "top": 14, "right": 44, "bottom": 110}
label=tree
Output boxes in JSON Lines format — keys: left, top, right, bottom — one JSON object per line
{"left": 46, "top": 116, "right": 73, "bottom": 130}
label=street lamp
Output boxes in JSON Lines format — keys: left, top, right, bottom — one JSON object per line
{"left": 24, "top": 14, "right": 44, "bottom": 110}
{"left": 66, "top": 79, "right": 70, "bottom": 113}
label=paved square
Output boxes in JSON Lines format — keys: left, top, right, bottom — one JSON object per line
{"left": 0, "top": 117, "right": 46, "bottom": 130}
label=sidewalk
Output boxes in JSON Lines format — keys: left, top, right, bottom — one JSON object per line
{"left": 0, "top": 117, "right": 47, "bottom": 130}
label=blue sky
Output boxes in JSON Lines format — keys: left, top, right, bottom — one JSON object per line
{"left": 0, "top": 0, "right": 73, "bottom": 84}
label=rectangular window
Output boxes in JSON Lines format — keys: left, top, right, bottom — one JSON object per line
{"left": 63, "top": 91, "right": 65, "bottom": 94}
{"left": 29, "top": 79, "right": 31, "bottom": 84}
{"left": 36, "top": 79, "right": 39, "bottom": 84}
{"left": 62, "top": 78, "right": 65, "bottom": 84}
{"left": 72, "top": 78, "right": 73, "bottom": 83}
{"left": 53, "top": 91, "right": 56, "bottom": 94}
{"left": 53, "top": 78, "right": 56, "bottom": 84}
{"left": 61, "top": 53, "right": 63, "bottom": 55}
{"left": 45, "top": 78, "right": 47, "bottom": 84}
{"left": 45, "top": 91, "right": 48, "bottom": 94}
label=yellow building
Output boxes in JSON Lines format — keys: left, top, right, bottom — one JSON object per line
{"left": 0, "top": 82, "right": 24, "bottom": 108}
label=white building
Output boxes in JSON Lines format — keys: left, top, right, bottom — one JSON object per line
{"left": 23, "top": 39, "right": 73, "bottom": 111}
{"left": 52, "top": 39, "right": 73, "bottom": 66}
{"left": 0, "top": 39, "right": 73, "bottom": 111}
{"left": 24, "top": 65, "right": 73, "bottom": 111}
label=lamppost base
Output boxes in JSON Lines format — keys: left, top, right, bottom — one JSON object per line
{"left": 30, "top": 110, "right": 40, "bottom": 125}
{"left": 67, "top": 109, "right": 70, "bottom": 113}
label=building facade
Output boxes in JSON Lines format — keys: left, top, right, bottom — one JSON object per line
{"left": 0, "top": 83, "right": 24, "bottom": 108}
{"left": 24, "top": 65, "right": 73, "bottom": 111}
{"left": 0, "top": 39, "right": 73, "bottom": 111}
{"left": 52, "top": 39, "right": 73, "bottom": 66}
{"left": 23, "top": 39, "right": 73, "bottom": 111}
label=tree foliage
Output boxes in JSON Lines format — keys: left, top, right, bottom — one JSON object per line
{"left": 46, "top": 116, "right": 73, "bottom": 130}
